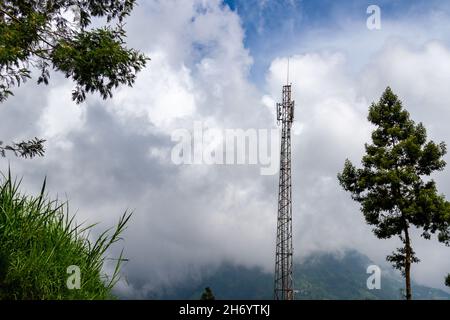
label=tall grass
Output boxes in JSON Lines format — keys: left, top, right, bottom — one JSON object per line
{"left": 0, "top": 170, "right": 131, "bottom": 299}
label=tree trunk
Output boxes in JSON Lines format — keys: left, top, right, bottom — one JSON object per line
{"left": 404, "top": 226, "right": 412, "bottom": 300}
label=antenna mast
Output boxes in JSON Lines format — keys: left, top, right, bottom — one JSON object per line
{"left": 287, "top": 58, "right": 290, "bottom": 84}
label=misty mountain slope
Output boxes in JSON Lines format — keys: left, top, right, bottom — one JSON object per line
{"left": 293, "top": 250, "right": 448, "bottom": 300}
{"left": 139, "top": 250, "right": 450, "bottom": 300}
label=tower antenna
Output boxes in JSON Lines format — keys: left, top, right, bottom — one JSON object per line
{"left": 274, "top": 78, "right": 295, "bottom": 300}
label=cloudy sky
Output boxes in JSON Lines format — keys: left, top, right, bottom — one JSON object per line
{"left": 2, "top": 0, "right": 450, "bottom": 297}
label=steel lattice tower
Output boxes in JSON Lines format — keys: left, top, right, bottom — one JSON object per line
{"left": 274, "top": 83, "right": 295, "bottom": 300}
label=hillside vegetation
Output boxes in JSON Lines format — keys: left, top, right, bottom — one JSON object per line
{"left": 0, "top": 171, "right": 130, "bottom": 299}
{"left": 143, "top": 250, "right": 450, "bottom": 300}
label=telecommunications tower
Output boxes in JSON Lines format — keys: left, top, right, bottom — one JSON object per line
{"left": 273, "top": 72, "right": 295, "bottom": 300}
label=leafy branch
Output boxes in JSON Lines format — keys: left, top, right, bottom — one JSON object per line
{"left": 1, "top": 1, "right": 149, "bottom": 159}
{"left": 0, "top": 0, "right": 149, "bottom": 103}
{"left": 0, "top": 138, "right": 45, "bottom": 158}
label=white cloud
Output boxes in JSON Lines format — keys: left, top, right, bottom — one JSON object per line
{"left": 107, "top": 51, "right": 197, "bottom": 134}
{"left": 38, "top": 81, "right": 86, "bottom": 150}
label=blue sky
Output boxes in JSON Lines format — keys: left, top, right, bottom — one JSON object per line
{"left": 223, "top": 0, "right": 450, "bottom": 83}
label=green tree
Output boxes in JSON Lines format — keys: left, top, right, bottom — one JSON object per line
{"left": 338, "top": 87, "right": 450, "bottom": 300}
{"left": 1, "top": 0, "right": 149, "bottom": 158}
{"left": 446, "top": 274, "right": 450, "bottom": 287}
{"left": 201, "top": 287, "right": 215, "bottom": 300}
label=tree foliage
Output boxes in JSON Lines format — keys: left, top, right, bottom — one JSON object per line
{"left": 338, "top": 87, "right": 450, "bottom": 298}
{"left": 0, "top": 0, "right": 149, "bottom": 103}
{"left": 201, "top": 287, "right": 215, "bottom": 300}
{"left": 0, "top": 137, "right": 45, "bottom": 158}
{"left": 0, "top": 0, "right": 149, "bottom": 158}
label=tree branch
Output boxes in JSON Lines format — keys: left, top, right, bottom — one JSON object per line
{"left": 0, "top": 138, "right": 46, "bottom": 158}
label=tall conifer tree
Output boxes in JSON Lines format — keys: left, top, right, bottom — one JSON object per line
{"left": 338, "top": 87, "right": 450, "bottom": 299}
